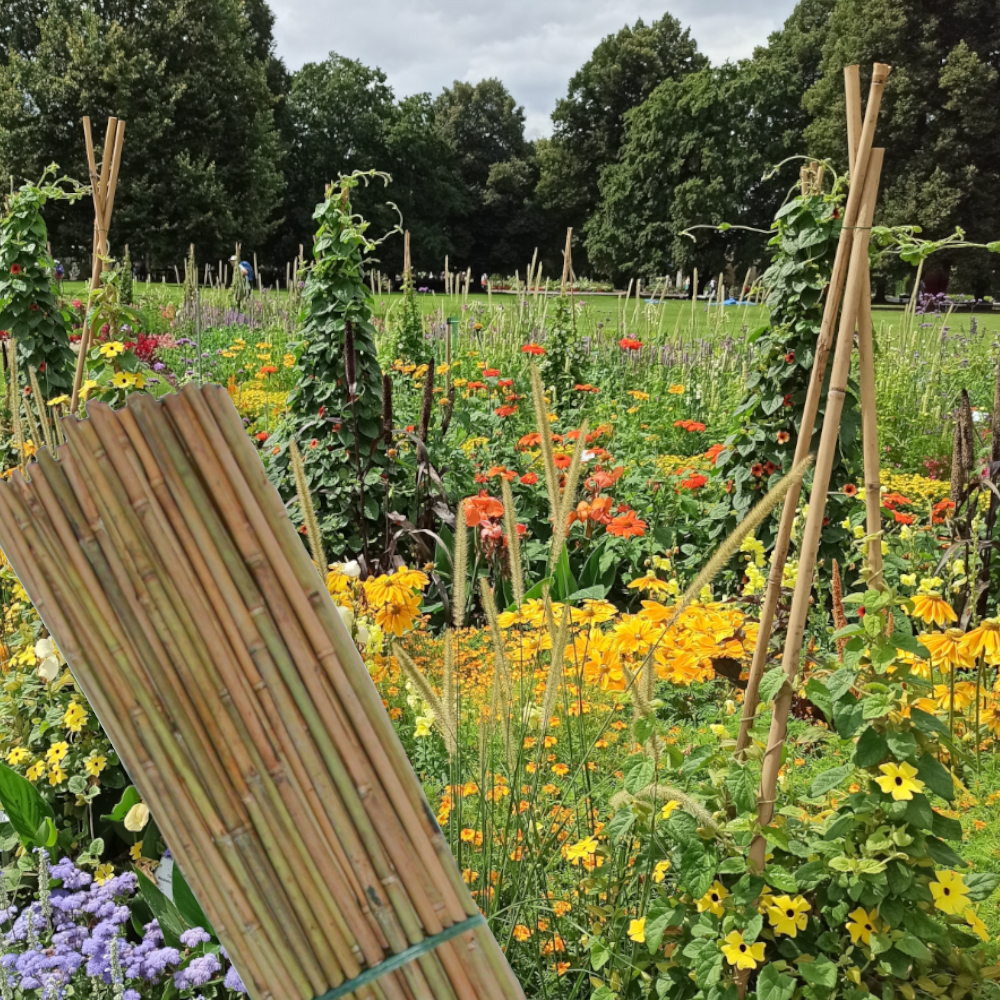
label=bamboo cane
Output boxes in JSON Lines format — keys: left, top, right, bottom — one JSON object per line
{"left": 748, "top": 147, "right": 886, "bottom": 872}
{"left": 734, "top": 64, "right": 891, "bottom": 754}
{"left": 845, "top": 64, "right": 884, "bottom": 587}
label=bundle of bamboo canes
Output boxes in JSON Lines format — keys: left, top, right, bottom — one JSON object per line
{"left": 0, "top": 384, "right": 524, "bottom": 1000}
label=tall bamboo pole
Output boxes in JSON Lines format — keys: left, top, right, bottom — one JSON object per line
{"left": 735, "top": 64, "right": 891, "bottom": 754}
{"left": 749, "top": 147, "right": 886, "bottom": 872}
{"left": 846, "top": 64, "right": 884, "bottom": 587}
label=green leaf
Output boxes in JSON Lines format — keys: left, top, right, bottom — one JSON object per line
{"left": 964, "top": 872, "right": 1000, "bottom": 902}
{"left": 915, "top": 754, "right": 954, "bottom": 802}
{"left": 833, "top": 694, "right": 865, "bottom": 738}
{"left": 894, "top": 932, "right": 932, "bottom": 960}
{"left": 725, "top": 763, "right": 757, "bottom": 814}
{"left": 909, "top": 708, "right": 948, "bottom": 737}
{"left": 903, "top": 908, "right": 944, "bottom": 942}
{"left": 885, "top": 730, "right": 918, "bottom": 761}
{"left": 0, "top": 762, "right": 56, "bottom": 849}
{"left": 758, "top": 667, "right": 787, "bottom": 704}
{"left": 624, "top": 757, "right": 656, "bottom": 795}
{"left": 798, "top": 955, "right": 837, "bottom": 988}
{"left": 643, "top": 900, "right": 674, "bottom": 952}
{"left": 172, "top": 864, "right": 212, "bottom": 935}
{"left": 862, "top": 693, "right": 895, "bottom": 719}
{"left": 854, "top": 727, "right": 888, "bottom": 768}
{"left": 135, "top": 869, "right": 188, "bottom": 948}
{"left": 809, "top": 763, "right": 854, "bottom": 799}
{"left": 924, "top": 835, "right": 966, "bottom": 868}
{"left": 931, "top": 811, "right": 963, "bottom": 842}
{"left": 102, "top": 785, "right": 142, "bottom": 823}
{"left": 756, "top": 963, "right": 796, "bottom": 1000}
{"left": 607, "top": 806, "right": 635, "bottom": 843}
{"left": 805, "top": 678, "right": 833, "bottom": 721}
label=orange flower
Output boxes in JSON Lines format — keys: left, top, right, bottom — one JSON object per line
{"left": 464, "top": 494, "right": 504, "bottom": 527}
{"left": 608, "top": 511, "right": 647, "bottom": 539}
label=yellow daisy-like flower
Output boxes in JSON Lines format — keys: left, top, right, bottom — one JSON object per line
{"left": 375, "top": 591, "right": 421, "bottom": 637}
{"left": 46, "top": 742, "right": 69, "bottom": 765}
{"left": 63, "top": 701, "right": 88, "bottom": 733}
{"left": 283, "top": 353, "right": 295, "bottom": 368}
{"left": 930, "top": 871, "right": 970, "bottom": 915}
{"left": 652, "top": 860, "right": 671, "bottom": 883}
{"left": 6, "top": 747, "right": 29, "bottom": 766}
{"left": 110, "top": 371, "right": 133, "bottom": 389}
{"left": 911, "top": 593, "right": 957, "bottom": 627}
{"left": 129, "top": 843, "right": 144, "bottom": 863}
{"left": 25, "top": 760, "right": 45, "bottom": 783}
{"left": 966, "top": 907, "right": 989, "bottom": 941}
{"left": 627, "top": 574, "right": 673, "bottom": 595}
{"left": 720, "top": 931, "right": 764, "bottom": 970}
{"left": 875, "top": 761, "right": 924, "bottom": 801}
{"left": 47, "top": 395, "right": 70, "bottom": 407}
{"left": 84, "top": 754, "right": 107, "bottom": 777}
{"left": 962, "top": 618, "right": 1000, "bottom": 664}
{"left": 660, "top": 800, "right": 680, "bottom": 821}
{"left": 570, "top": 599, "right": 618, "bottom": 626}
{"left": 48, "top": 765, "right": 67, "bottom": 786}
{"left": 767, "top": 895, "right": 811, "bottom": 937}
{"left": 99, "top": 341, "right": 126, "bottom": 359}
{"left": 697, "top": 881, "right": 730, "bottom": 918}
{"left": 628, "top": 917, "right": 646, "bottom": 944}
{"left": 846, "top": 907, "right": 880, "bottom": 945}
{"left": 563, "top": 836, "right": 600, "bottom": 866}
{"left": 668, "top": 384, "right": 685, "bottom": 395}
{"left": 95, "top": 864, "right": 115, "bottom": 886}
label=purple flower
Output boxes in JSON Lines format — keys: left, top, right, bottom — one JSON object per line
{"left": 173, "top": 952, "right": 220, "bottom": 989}
{"left": 180, "top": 927, "right": 211, "bottom": 948}
{"left": 224, "top": 962, "right": 247, "bottom": 993}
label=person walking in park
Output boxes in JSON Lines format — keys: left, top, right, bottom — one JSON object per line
{"left": 230, "top": 254, "right": 255, "bottom": 292}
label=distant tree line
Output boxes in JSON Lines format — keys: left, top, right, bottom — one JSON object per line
{"left": 1, "top": 0, "right": 998, "bottom": 292}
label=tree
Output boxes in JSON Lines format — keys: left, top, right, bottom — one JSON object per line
{"left": 0, "top": 0, "right": 284, "bottom": 267}
{"left": 804, "top": 0, "right": 1000, "bottom": 296}
{"left": 434, "top": 79, "right": 535, "bottom": 275}
{"left": 584, "top": 2, "right": 834, "bottom": 285}
{"left": 536, "top": 13, "right": 708, "bottom": 260}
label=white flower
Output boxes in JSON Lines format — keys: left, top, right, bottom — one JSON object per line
{"left": 355, "top": 622, "right": 370, "bottom": 646}
{"left": 582, "top": 450, "right": 596, "bottom": 462}
{"left": 34, "top": 637, "right": 63, "bottom": 682}
{"left": 338, "top": 559, "right": 362, "bottom": 579}
{"left": 124, "top": 803, "right": 151, "bottom": 832}
{"left": 336, "top": 606, "right": 355, "bottom": 633}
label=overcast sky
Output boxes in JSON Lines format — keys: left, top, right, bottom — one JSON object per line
{"left": 270, "top": 0, "right": 800, "bottom": 137}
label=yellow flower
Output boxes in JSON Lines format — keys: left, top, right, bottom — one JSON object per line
{"left": 966, "top": 907, "right": 989, "bottom": 941}
{"left": 911, "top": 593, "right": 957, "bottom": 627}
{"left": 63, "top": 702, "right": 88, "bottom": 733}
{"left": 84, "top": 754, "right": 107, "bottom": 777}
{"left": 110, "top": 371, "right": 133, "bottom": 389}
{"left": 129, "top": 843, "right": 143, "bottom": 863}
{"left": 375, "top": 592, "right": 421, "bottom": 636}
{"left": 564, "top": 836, "right": 600, "bottom": 866}
{"left": 846, "top": 907, "right": 880, "bottom": 945}
{"left": 124, "top": 802, "right": 151, "bottom": 832}
{"left": 80, "top": 379, "right": 100, "bottom": 400}
{"left": 95, "top": 864, "right": 115, "bottom": 886}
{"left": 414, "top": 715, "right": 435, "bottom": 738}
{"left": 652, "top": 860, "right": 671, "bottom": 883}
{"left": 99, "top": 341, "right": 125, "bottom": 359}
{"left": 47, "top": 395, "right": 70, "bottom": 407}
{"left": 767, "top": 895, "right": 810, "bottom": 937}
{"left": 930, "top": 871, "right": 969, "bottom": 915}
{"left": 668, "top": 384, "right": 685, "bottom": 395}
{"left": 48, "top": 765, "right": 67, "bottom": 786}
{"left": 628, "top": 917, "right": 646, "bottom": 944}
{"left": 6, "top": 747, "right": 29, "bottom": 765}
{"left": 46, "top": 742, "right": 69, "bottom": 765}
{"left": 660, "top": 800, "right": 680, "bottom": 821}
{"left": 875, "top": 761, "right": 924, "bottom": 801}
{"left": 697, "top": 881, "right": 730, "bottom": 918}
{"left": 962, "top": 618, "right": 1000, "bottom": 664}
{"left": 720, "top": 931, "right": 764, "bottom": 970}
{"left": 283, "top": 353, "right": 295, "bottom": 368}
{"left": 25, "top": 760, "right": 45, "bottom": 783}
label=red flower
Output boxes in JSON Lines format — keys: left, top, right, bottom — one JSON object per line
{"left": 618, "top": 338, "right": 643, "bottom": 352}
{"left": 487, "top": 465, "right": 517, "bottom": 481}
{"left": 495, "top": 405, "right": 518, "bottom": 418}
{"left": 484, "top": 368, "right": 501, "bottom": 377}
{"left": 724, "top": 479, "right": 734, "bottom": 493}
{"left": 893, "top": 511, "right": 915, "bottom": 525}
{"left": 9, "top": 264, "right": 21, "bottom": 275}
{"left": 309, "top": 439, "right": 319, "bottom": 449}
{"left": 764, "top": 461, "right": 777, "bottom": 475}
{"left": 705, "top": 443, "right": 726, "bottom": 465}
{"left": 255, "top": 432, "right": 269, "bottom": 442}
{"left": 932, "top": 499, "right": 955, "bottom": 524}
{"left": 574, "top": 384, "right": 600, "bottom": 393}
{"left": 783, "top": 394, "right": 793, "bottom": 407}
{"left": 843, "top": 483, "right": 858, "bottom": 497}
{"left": 785, "top": 351, "right": 795, "bottom": 363}
{"left": 498, "top": 379, "right": 514, "bottom": 388}
{"left": 673, "top": 419, "right": 706, "bottom": 433}
{"left": 259, "top": 365, "right": 278, "bottom": 375}
{"left": 607, "top": 510, "right": 647, "bottom": 538}
{"left": 72, "top": 298, "right": 83, "bottom": 309}
{"left": 554, "top": 454, "right": 571, "bottom": 470}
{"left": 466, "top": 380, "right": 488, "bottom": 390}
{"left": 680, "top": 474, "right": 708, "bottom": 490}
{"left": 751, "top": 463, "right": 764, "bottom": 477}
{"left": 465, "top": 493, "right": 504, "bottom": 527}
{"left": 777, "top": 431, "right": 790, "bottom": 444}
{"left": 318, "top": 406, "right": 326, "bottom": 418}
{"left": 517, "top": 432, "right": 542, "bottom": 450}
{"left": 521, "top": 343, "right": 545, "bottom": 356}
{"left": 520, "top": 472, "right": 538, "bottom": 485}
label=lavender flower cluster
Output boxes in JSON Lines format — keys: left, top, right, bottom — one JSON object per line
{"left": 0, "top": 851, "right": 246, "bottom": 999}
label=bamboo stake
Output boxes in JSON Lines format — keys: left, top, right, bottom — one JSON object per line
{"left": 749, "top": 147, "right": 886, "bottom": 872}
{"left": 846, "top": 64, "right": 884, "bottom": 587}
{"left": 735, "top": 64, "right": 891, "bottom": 754}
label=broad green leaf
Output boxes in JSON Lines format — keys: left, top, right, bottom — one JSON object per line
{"left": 809, "top": 763, "right": 854, "bottom": 799}
{"left": 135, "top": 869, "right": 188, "bottom": 948}
{"left": 172, "top": 864, "right": 212, "bottom": 936}
{"left": 0, "top": 762, "right": 56, "bottom": 849}
{"left": 915, "top": 754, "right": 954, "bottom": 802}
{"left": 798, "top": 955, "right": 837, "bottom": 988}
{"left": 756, "top": 963, "right": 796, "bottom": 1000}
{"left": 854, "top": 727, "right": 888, "bottom": 768}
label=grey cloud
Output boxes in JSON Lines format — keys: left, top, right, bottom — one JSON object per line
{"left": 271, "top": 0, "right": 799, "bottom": 136}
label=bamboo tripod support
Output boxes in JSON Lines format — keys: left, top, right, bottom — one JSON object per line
{"left": 71, "top": 116, "right": 125, "bottom": 415}
{"left": 735, "top": 64, "right": 891, "bottom": 757}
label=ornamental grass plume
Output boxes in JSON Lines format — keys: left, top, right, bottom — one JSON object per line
{"left": 832, "top": 559, "right": 848, "bottom": 661}
{"left": 288, "top": 439, "right": 325, "bottom": 570}
{"left": 499, "top": 478, "right": 525, "bottom": 607}
{"left": 392, "top": 643, "right": 457, "bottom": 756}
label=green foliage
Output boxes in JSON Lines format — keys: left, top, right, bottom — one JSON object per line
{"left": 276, "top": 172, "right": 392, "bottom": 562}
{"left": 396, "top": 269, "right": 426, "bottom": 363}
{"left": 717, "top": 182, "right": 863, "bottom": 556}
{"left": 0, "top": 168, "right": 82, "bottom": 395}
{"left": 804, "top": 0, "right": 1000, "bottom": 295}
{"left": 539, "top": 296, "right": 587, "bottom": 408}
{"left": 0, "top": 0, "right": 284, "bottom": 264}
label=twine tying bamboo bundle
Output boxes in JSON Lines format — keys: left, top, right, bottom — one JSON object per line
{"left": 0, "top": 385, "right": 524, "bottom": 1000}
